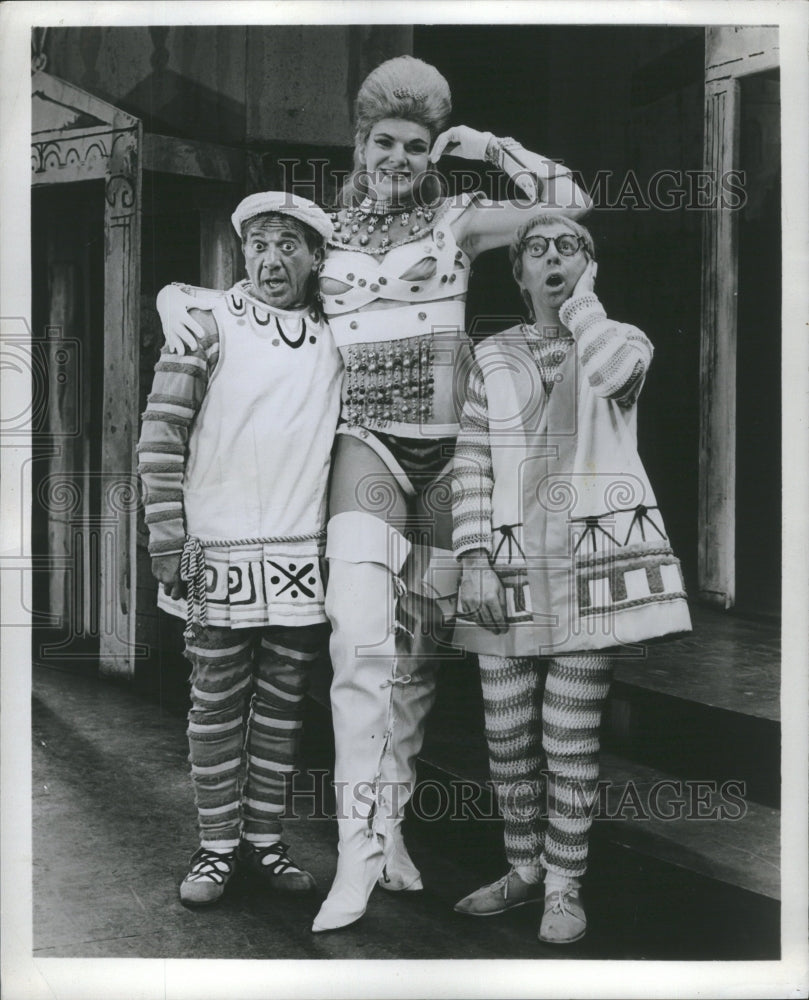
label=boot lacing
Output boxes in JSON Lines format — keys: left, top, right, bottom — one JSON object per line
{"left": 393, "top": 620, "right": 414, "bottom": 640}
{"left": 381, "top": 672, "right": 412, "bottom": 689}
{"left": 367, "top": 573, "right": 411, "bottom": 841}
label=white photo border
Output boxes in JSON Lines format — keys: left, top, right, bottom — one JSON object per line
{"left": 2, "top": 2, "right": 807, "bottom": 997}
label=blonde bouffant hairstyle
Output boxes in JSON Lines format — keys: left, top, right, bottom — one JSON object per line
{"left": 338, "top": 56, "right": 452, "bottom": 208}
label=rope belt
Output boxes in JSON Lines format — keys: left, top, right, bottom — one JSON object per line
{"left": 180, "top": 537, "right": 207, "bottom": 638}
{"left": 197, "top": 529, "right": 326, "bottom": 548}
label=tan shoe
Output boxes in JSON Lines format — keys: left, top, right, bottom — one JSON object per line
{"left": 179, "top": 847, "right": 237, "bottom": 908}
{"left": 538, "top": 875, "right": 586, "bottom": 944}
{"left": 454, "top": 869, "right": 545, "bottom": 916}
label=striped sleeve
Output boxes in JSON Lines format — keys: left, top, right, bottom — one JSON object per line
{"left": 136, "top": 313, "right": 219, "bottom": 557}
{"left": 452, "top": 358, "right": 495, "bottom": 559}
{"left": 559, "top": 293, "right": 653, "bottom": 406}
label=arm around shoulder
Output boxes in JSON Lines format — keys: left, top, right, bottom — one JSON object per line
{"left": 156, "top": 283, "right": 223, "bottom": 355}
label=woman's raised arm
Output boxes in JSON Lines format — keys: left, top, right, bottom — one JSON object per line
{"left": 430, "top": 125, "right": 592, "bottom": 258}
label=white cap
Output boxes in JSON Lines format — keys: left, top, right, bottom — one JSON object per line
{"left": 231, "top": 191, "right": 333, "bottom": 242}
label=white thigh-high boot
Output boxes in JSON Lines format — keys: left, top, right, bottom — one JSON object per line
{"left": 376, "top": 559, "right": 442, "bottom": 892}
{"left": 376, "top": 658, "right": 436, "bottom": 892}
{"left": 312, "top": 511, "right": 412, "bottom": 933}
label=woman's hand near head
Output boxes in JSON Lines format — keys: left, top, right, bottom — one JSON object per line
{"left": 429, "top": 125, "right": 494, "bottom": 165}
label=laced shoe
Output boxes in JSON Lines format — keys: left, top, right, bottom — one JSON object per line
{"left": 538, "top": 875, "right": 587, "bottom": 944}
{"left": 179, "top": 847, "right": 238, "bottom": 908}
{"left": 239, "top": 841, "right": 317, "bottom": 892}
{"left": 454, "top": 868, "right": 545, "bottom": 916}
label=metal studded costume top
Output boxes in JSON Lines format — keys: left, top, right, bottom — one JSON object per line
{"left": 320, "top": 195, "right": 476, "bottom": 438}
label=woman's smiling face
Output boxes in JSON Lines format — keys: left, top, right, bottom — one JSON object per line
{"left": 359, "top": 118, "right": 431, "bottom": 201}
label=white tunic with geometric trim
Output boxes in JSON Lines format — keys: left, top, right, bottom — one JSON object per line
{"left": 452, "top": 317, "right": 692, "bottom": 656}
{"left": 159, "top": 280, "right": 342, "bottom": 628}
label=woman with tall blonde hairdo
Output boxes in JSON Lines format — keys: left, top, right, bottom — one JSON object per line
{"left": 158, "top": 54, "right": 591, "bottom": 933}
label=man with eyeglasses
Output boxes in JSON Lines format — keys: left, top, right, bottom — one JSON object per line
{"left": 450, "top": 213, "right": 691, "bottom": 944}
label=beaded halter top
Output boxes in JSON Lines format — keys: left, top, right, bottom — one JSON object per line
{"left": 320, "top": 195, "right": 474, "bottom": 435}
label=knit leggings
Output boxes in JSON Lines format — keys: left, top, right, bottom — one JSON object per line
{"left": 184, "top": 622, "right": 329, "bottom": 850}
{"left": 478, "top": 653, "right": 613, "bottom": 878}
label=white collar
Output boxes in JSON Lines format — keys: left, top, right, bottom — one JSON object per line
{"left": 235, "top": 279, "right": 317, "bottom": 321}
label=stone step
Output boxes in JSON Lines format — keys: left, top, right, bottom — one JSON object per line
{"left": 411, "top": 750, "right": 780, "bottom": 902}
{"left": 606, "top": 604, "right": 780, "bottom": 807}
{"left": 612, "top": 604, "right": 780, "bottom": 722}
{"left": 595, "top": 753, "right": 780, "bottom": 900}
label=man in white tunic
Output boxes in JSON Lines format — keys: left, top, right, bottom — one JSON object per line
{"left": 138, "top": 193, "right": 342, "bottom": 907}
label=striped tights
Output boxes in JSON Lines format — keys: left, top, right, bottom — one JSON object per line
{"left": 183, "top": 622, "right": 328, "bottom": 850}
{"left": 478, "top": 654, "right": 613, "bottom": 878}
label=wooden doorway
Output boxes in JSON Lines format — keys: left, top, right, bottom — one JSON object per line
{"left": 31, "top": 71, "right": 142, "bottom": 676}
{"left": 734, "top": 69, "right": 781, "bottom": 616}
{"left": 698, "top": 28, "right": 780, "bottom": 611}
{"left": 31, "top": 183, "right": 105, "bottom": 667}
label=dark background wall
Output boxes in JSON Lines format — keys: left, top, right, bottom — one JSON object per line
{"left": 415, "top": 25, "right": 705, "bottom": 581}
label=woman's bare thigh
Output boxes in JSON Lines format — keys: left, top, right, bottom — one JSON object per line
{"left": 328, "top": 433, "right": 409, "bottom": 528}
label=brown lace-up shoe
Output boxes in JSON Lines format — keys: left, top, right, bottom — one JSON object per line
{"left": 454, "top": 868, "right": 545, "bottom": 916}
{"left": 538, "top": 875, "right": 587, "bottom": 944}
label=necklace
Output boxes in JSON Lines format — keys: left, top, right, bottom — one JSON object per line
{"left": 357, "top": 196, "right": 412, "bottom": 216}
{"left": 330, "top": 198, "right": 437, "bottom": 254}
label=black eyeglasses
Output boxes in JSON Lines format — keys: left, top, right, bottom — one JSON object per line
{"left": 521, "top": 234, "right": 586, "bottom": 258}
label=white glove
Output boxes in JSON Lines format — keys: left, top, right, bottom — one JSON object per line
{"left": 156, "top": 284, "right": 211, "bottom": 355}
{"left": 429, "top": 125, "right": 494, "bottom": 165}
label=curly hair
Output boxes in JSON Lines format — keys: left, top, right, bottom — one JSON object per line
{"left": 354, "top": 55, "right": 452, "bottom": 149}
{"left": 336, "top": 56, "right": 452, "bottom": 208}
